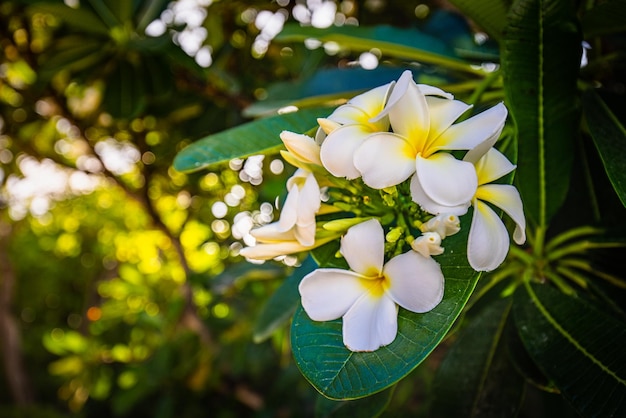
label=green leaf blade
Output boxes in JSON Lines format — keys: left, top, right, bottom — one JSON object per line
{"left": 583, "top": 90, "right": 626, "bottom": 208}
{"left": 173, "top": 107, "right": 334, "bottom": 172}
{"left": 514, "top": 282, "right": 626, "bottom": 417}
{"left": 502, "top": 0, "right": 581, "bottom": 227}
{"left": 291, "top": 227, "right": 480, "bottom": 400}
{"left": 447, "top": 0, "right": 510, "bottom": 41}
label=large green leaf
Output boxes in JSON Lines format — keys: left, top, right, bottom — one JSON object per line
{"left": 446, "top": 0, "right": 510, "bottom": 41}
{"left": 253, "top": 257, "right": 317, "bottom": 343}
{"left": 291, "top": 224, "right": 480, "bottom": 400}
{"left": 583, "top": 90, "right": 626, "bottom": 208}
{"left": 582, "top": 0, "right": 626, "bottom": 38}
{"left": 513, "top": 282, "right": 626, "bottom": 417}
{"left": 502, "top": 0, "right": 581, "bottom": 227}
{"left": 430, "top": 298, "right": 525, "bottom": 418}
{"left": 173, "top": 107, "right": 334, "bottom": 172}
{"left": 275, "top": 24, "right": 484, "bottom": 75}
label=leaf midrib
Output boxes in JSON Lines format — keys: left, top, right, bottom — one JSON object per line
{"left": 525, "top": 282, "right": 626, "bottom": 386}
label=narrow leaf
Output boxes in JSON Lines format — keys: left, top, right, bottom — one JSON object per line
{"left": 27, "top": 4, "right": 109, "bottom": 35}
{"left": 502, "top": 0, "right": 581, "bottom": 227}
{"left": 447, "top": 0, "right": 510, "bottom": 41}
{"left": 514, "top": 282, "right": 626, "bottom": 417}
{"left": 431, "top": 298, "right": 525, "bottom": 418}
{"left": 583, "top": 90, "right": 626, "bottom": 208}
{"left": 173, "top": 107, "right": 334, "bottom": 173}
{"left": 291, "top": 226, "right": 480, "bottom": 400}
{"left": 275, "top": 24, "right": 484, "bottom": 75}
{"left": 253, "top": 257, "right": 317, "bottom": 343}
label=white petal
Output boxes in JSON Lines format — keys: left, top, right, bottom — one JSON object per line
{"left": 467, "top": 200, "right": 510, "bottom": 271}
{"left": 477, "top": 184, "right": 526, "bottom": 244}
{"left": 417, "top": 84, "right": 454, "bottom": 99}
{"left": 295, "top": 221, "right": 316, "bottom": 247}
{"left": 410, "top": 174, "right": 470, "bottom": 216}
{"left": 240, "top": 240, "right": 309, "bottom": 260}
{"left": 432, "top": 102, "right": 508, "bottom": 157}
{"left": 354, "top": 133, "right": 417, "bottom": 189}
{"left": 320, "top": 124, "right": 373, "bottom": 179}
{"left": 280, "top": 131, "right": 322, "bottom": 166}
{"left": 410, "top": 232, "right": 444, "bottom": 257}
{"left": 250, "top": 222, "right": 296, "bottom": 242}
{"left": 384, "top": 251, "right": 444, "bottom": 313}
{"left": 342, "top": 292, "right": 398, "bottom": 351}
{"left": 473, "top": 147, "right": 516, "bottom": 186}
{"left": 347, "top": 83, "right": 392, "bottom": 116}
{"left": 278, "top": 185, "right": 299, "bottom": 232}
{"left": 296, "top": 171, "right": 321, "bottom": 223}
{"left": 415, "top": 153, "right": 477, "bottom": 207}
{"left": 425, "top": 97, "right": 472, "bottom": 146}
{"left": 340, "top": 219, "right": 384, "bottom": 277}
{"left": 419, "top": 214, "right": 461, "bottom": 238}
{"left": 299, "top": 269, "right": 369, "bottom": 321}
{"left": 327, "top": 105, "right": 370, "bottom": 125}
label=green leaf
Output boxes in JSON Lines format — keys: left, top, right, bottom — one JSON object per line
{"left": 583, "top": 90, "right": 626, "bottom": 208}
{"left": 173, "top": 107, "right": 334, "bottom": 173}
{"left": 291, "top": 225, "right": 480, "bottom": 400}
{"left": 315, "top": 387, "right": 393, "bottom": 418}
{"left": 253, "top": 257, "right": 317, "bottom": 343}
{"left": 513, "top": 282, "right": 626, "bottom": 417}
{"left": 582, "top": 0, "right": 626, "bottom": 38}
{"left": 275, "top": 24, "right": 484, "bottom": 76}
{"left": 444, "top": 0, "right": 510, "bottom": 42}
{"left": 431, "top": 298, "right": 525, "bottom": 418}
{"left": 102, "top": 60, "right": 146, "bottom": 119}
{"left": 27, "top": 4, "right": 109, "bottom": 36}
{"left": 502, "top": 0, "right": 581, "bottom": 227}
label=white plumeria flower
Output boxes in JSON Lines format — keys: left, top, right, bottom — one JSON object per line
{"left": 239, "top": 169, "right": 321, "bottom": 260}
{"left": 466, "top": 148, "right": 526, "bottom": 271}
{"left": 279, "top": 131, "right": 322, "bottom": 167}
{"left": 318, "top": 83, "right": 393, "bottom": 179}
{"left": 299, "top": 219, "right": 444, "bottom": 352}
{"left": 354, "top": 70, "right": 508, "bottom": 216}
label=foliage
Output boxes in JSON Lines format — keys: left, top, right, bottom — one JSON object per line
{"left": 1, "top": 0, "right": 626, "bottom": 417}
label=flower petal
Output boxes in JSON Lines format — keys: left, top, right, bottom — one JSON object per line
{"left": 384, "top": 251, "right": 444, "bottom": 313}
{"left": 239, "top": 240, "right": 309, "bottom": 260}
{"left": 420, "top": 213, "right": 461, "bottom": 238}
{"left": 415, "top": 153, "right": 477, "bottom": 207}
{"left": 320, "top": 124, "right": 373, "bottom": 179}
{"left": 340, "top": 219, "right": 384, "bottom": 277}
{"left": 280, "top": 131, "right": 322, "bottom": 166}
{"left": 410, "top": 174, "right": 471, "bottom": 215}
{"left": 295, "top": 222, "right": 316, "bottom": 247}
{"left": 347, "top": 83, "right": 392, "bottom": 117}
{"left": 417, "top": 84, "right": 454, "bottom": 99}
{"left": 410, "top": 232, "right": 444, "bottom": 257}
{"left": 250, "top": 222, "right": 296, "bottom": 242}
{"left": 424, "top": 97, "right": 472, "bottom": 147}
{"left": 476, "top": 184, "right": 526, "bottom": 244}
{"left": 295, "top": 171, "right": 321, "bottom": 223}
{"left": 278, "top": 184, "right": 299, "bottom": 232}
{"left": 299, "top": 269, "right": 369, "bottom": 321}
{"left": 473, "top": 147, "right": 516, "bottom": 186}
{"left": 327, "top": 105, "right": 370, "bottom": 125}
{"left": 354, "top": 133, "right": 417, "bottom": 189}
{"left": 467, "top": 200, "right": 510, "bottom": 271}
{"left": 342, "top": 292, "right": 398, "bottom": 351}
{"left": 432, "top": 102, "right": 508, "bottom": 157}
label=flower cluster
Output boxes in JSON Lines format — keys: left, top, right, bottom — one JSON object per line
{"left": 240, "top": 70, "right": 525, "bottom": 352}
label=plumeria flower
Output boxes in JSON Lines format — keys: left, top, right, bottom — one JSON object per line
{"left": 279, "top": 131, "right": 322, "bottom": 167}
{"left": 411, "top": 232, "right": 444, "bottom": 257}
{"left": 318, "top": 83, "right": 393, "bottom": 179}
{"left": 240, "top": 169, "right": 321, "bottom": 260}
{"left": 299, "top": 219, "right": 444, "bottom": 352}
{"left": 354, "top": 70, "right": 508, "bottom": 216}
{"left": 466, "top": 148, "right": 526, "bottom": 271}
{"left": 420, "top": 213, "right": 461, "bottom": 238}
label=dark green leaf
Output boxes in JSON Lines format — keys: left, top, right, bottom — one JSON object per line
{"left": 173, "top": 107, "right": 334, "bottom": 173}
{"left": 583, "top": 90, "right": 626, "bottom": 208}
{"left": 275, "top": 24, "right": 484, "bottom": 75}
{"left": 291, "top": 225, "right": 480, "bottom": 400}
{"left": 38, "top": 37, "right": 109, "bottom": 80}
{"left": 253, "top": 257, "right": 317, "bottom": 343}
{"left": 136, "top": 0, "right": 170, "bottom": 32}
{"left": 502, "top": 0, "right": 581, "bottom": 227}
{"left": 582, "top": 0, "right": 626, "bottom": 38}
{"left": 86, "top": 0, "right": 121, "bottom": 28}
{"left": 431, "top": 298, "right": 525, "bottom": 418}
{"left": 447, "top": 0, "right": 510, "bottom": 41}
{"left": 102, "top": 60, "right": 146, "bottom": 119}
{"left": 514, "top": 282, "right": 626, "bottom": 417}
{"left": 315, "top": 387, "right": 393, "bottom": 418}
{"left": 27, "top": 3, "right": 109, "bottom": 35}
{"left": 210, "top": 262, "right": 284, "bottom": 295}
